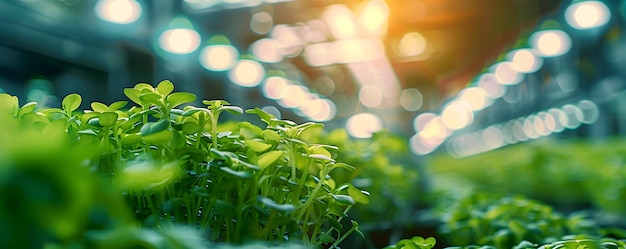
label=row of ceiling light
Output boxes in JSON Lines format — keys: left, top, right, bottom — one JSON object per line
{"left": 409, "top": 0, "right": 611, "bottom": 156}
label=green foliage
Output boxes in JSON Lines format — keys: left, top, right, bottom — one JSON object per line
{"left": 511, "top": 237, "right": 626, "bottom": 249}
{"left": 0, "top": 81, "right": 368, "bottom": 248}
{"left": 383, "top": 236, "right": 437, "bottom": 249}
{"left": 429, "top": 139, "right": 626, "bottom": 215}
{"left": 437, "top": 193, "right": 602, "bottom": 249}
{"left": 306, "top": 129, "right": 422, "bottom": 226}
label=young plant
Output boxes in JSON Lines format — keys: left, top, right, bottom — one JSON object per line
{"left": 15, "top": 80, "right": 369, "bottom": 247}
{"left": 384, "top": 236, "right": 437, "bottom": 249}
{"left": 437, "top": 193, "right": 601, "bottom": 249}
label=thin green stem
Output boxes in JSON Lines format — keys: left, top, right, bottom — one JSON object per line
{"left": 289, "top": 141, "right": 297, "bottom": 182}
{"left": 210, "top": 112, "right": 218, "bottom": 150}
{"left": 296, "top": 168, "right": 326, "bottom": 222}
{"left": 331, "top": 225, "right": 357, "bottom": 248}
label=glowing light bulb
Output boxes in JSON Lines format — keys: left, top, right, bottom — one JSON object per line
{"left": 95, "top": 0, "right": 142, "bottom": 24}
{"left": 228, "top": 60, "right": 265, "bottom": 87}
{"left": 159, "top": 28, "right": 201, "bottom": 54}
{"left": 566, "top": 1, "right": 611, "bottom": 29}
{"left": 346, "top": 113, "right": 383, "bottom": 138}
{"left": 199, "top": 45, "right": 238, "bottom": 71}
{"left": 530, "top": 30, "right": 572, "bottom": 57}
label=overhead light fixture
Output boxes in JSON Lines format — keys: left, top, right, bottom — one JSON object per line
{"left": 95, "top": 0, "right": 142, "bottom": 24}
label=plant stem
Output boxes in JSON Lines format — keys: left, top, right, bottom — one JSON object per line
{"left": 289, "top": 141, "right": 297, "bottom": 182}
{"left": 210, "top": 112, "right": 218, "bottom": 150}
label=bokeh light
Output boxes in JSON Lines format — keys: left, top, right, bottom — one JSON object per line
{"left": 413, "top": 112, "right": 437, "bottom": 133}
{"left": 413, "top": 117, "right": 449, "bottom": 153}
{"left": 228, "top": 59, "right": 265, "bottom": 87}
{"left": 303, "top": 43, "right": 334, "bottom": 67}
{"left": 565, "top": 1, "right": 611, "bottom": 30}
{"left": 250, "top": 11, "right": 273, "bottom": 35}
{"left": 478, "top": 73, "right": 507, "bottom": 99}
{"left": 279, "top": 85, "right": 308, "bottom": 108}
{"left": 95, "top": 0, "right": 142, "bottom": 24}
{"left": 400, "top": 88, "right": 424, "bottom": 111}
{"left": 251, "top": 38, "right": 282, "bottom": 63}
{"left": 346, "top": 113, "right": 383, "bottom": 138}
{"left": 334, "top": 39, "right": 385, "bottom": 64}
{"left": 561, "top": 104, "right": 583, "bottom": 129}
{"left": 359, "top": 84, "right": 383, "bottom": 107}
{"left": 358, "top": 0, "right": 389, "bottom": 37}
{"left": 262, "top": 76, "right": 289, "bottom": 100}
{"left": 482, "top": 126, "right": 505, "bottom": 149}
{"left": 530, "top": 30, "right": 572, "bottom": 57}
{"left": 459, "top": 87, "right": 488, "bottom": 111}
{"left": 441, "top": 101, "right": 474, "bottom": 130}
{"left": 578, "top": 100, "right": 600, "bottom": 124}
{"left": 302, "top": 98, "right": 336, "bottom": 122}
{"left": 158, "top": 28, "right": 201, "bottom": 54}
{"left": 271, "top": 25, "right": 304, "bottom": 57}
{"left": 199, "top": 44, "right": 238, "bottom": 71}
{"left": 494, "top": 62, "right": 522, "bottom": 85}
{"left": 395, "top": 32, "right": 427, "bottom": 57}
{"left": 509, "top": 49, "right": 543, "bottom": 73}
{"left": 323, "top": 4, "right": 359, "bottom": 40}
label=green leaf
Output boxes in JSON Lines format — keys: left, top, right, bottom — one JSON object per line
{"left": 348, "top": 186, "right": 370, "bottom": 204}
{"left": 257, "top": 150, "right": 283, "bottom": 170}
{"left": 271, "top": 119, "right": 297, "bottom": 126}
{"left": 108, "top": 101, "right": 128, "bottom": 111}
{"left": 191, "top": 186, "right": 210, "bottom": 197}
{"left": 181, "top": 108, "right": 202, "bottom": 116}
{"left": 88, "top": 117, "right": 102, "bottom": 126}
{"left": 307, "top": 153, "right": 335, "bottom": 162}
{"left": 156, "top": 80, "right": 174, "bottom": 95}
{"left": 99, "top": 112, "right": 119, "bottom": 127}
{"left": 258, "top": 197, "right": 295, "bottom": 212}
{"left": 124, "top": 88, "right": 142, "bottom": 105}
{"left": 142, "top": 129, "right": 172, "bottom": 145}
{"left": 182, "top": 121, "right": 200, "bottom": 134}
{"left": 21, "top": 112, "right": 47, "bottom": 126}
{"left": 329, "top": 162, "right": 355, "bottom": 172}
{"left": 245, "top": 139, "right": 272, "bottom": 152}
{"left": 318, "top": 233, "right": 335, "bottom": 244}
{"left": 239, "top": 122, "right": 263, "bottom": 139}
{"left": 246, "top": 107, "right": 274, "bottom": 124}
{"left": 62, "top": 93, "right": 82, "bottom": 113}
{"left": 43, "top": 119, "right": 68, "bottom": 138}
{"left": 220, "top": 106, "right": 244, "bottom": 115}
{"left": 134, "top": 83, "right": 154, "bottom": 91}
{"left": 140, "top": 93, "right": 162, "bottom": 106}
{"left": 170, "top": 108, "right": 183, "bottom": 115}
{"left": 91, "top": 102, "right": 108, "bottom": 112}
{"left": 262, "top": 130, "right": 282, "bottom": 142}
{"left": 327, "top": 216, "right": 343, "bottom": 231}
{"left": 140, "top": 119, "right": 170, "bottom": 136}
{"left": 166, "top": 92, "right": 196, "bottom": 108}
{"left": 77, "top": 129, "right": 98, "bottom": 136}
{"left": 220, "top": 167, "right": 252, "bottom": 179}
{"left": 17, "top": 102, "right": 37, "bottom": 117}
{"left": 0, "top": 93, "right": 18, "bottom": 115}
{"left": 203, "top": 99, "right": 230, "bottom": 108}
{"left": 331, "top": 194, "right": 355, "bottom": 205}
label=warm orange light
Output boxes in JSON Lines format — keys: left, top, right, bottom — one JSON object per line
{"left": 358, "top": 0, "right": 389, "bottom": 37}
{"left": 322, "top": 4, "right": 359, "bottom": 40}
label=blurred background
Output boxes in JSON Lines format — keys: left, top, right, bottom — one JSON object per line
{"left": 1, "top": 0, "right": 624, "bottom": 158}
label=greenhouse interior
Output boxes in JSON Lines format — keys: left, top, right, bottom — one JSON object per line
{"left": 3, "top": 0, "right": 626, "bottom": 248}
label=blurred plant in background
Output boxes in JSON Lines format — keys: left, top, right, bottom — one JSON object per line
{"left": 429, "top": 138, "right": 626, "bottom": 222}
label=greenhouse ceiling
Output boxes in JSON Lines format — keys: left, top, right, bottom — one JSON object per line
{"left": 7, "top": 0, "right": 621, "bottom": 157}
